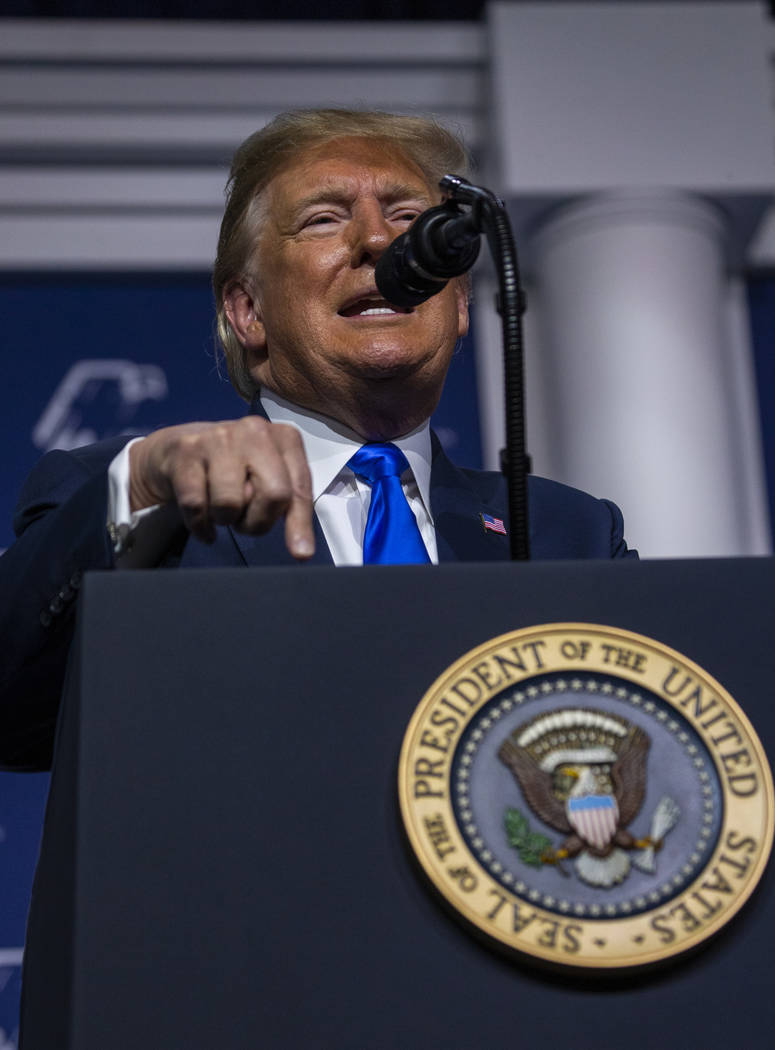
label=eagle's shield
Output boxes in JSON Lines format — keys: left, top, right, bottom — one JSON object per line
{"left": 566, "top": 794, "right": 619, "bottom": 850}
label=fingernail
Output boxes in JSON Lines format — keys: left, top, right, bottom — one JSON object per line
{"left": 292, "top": 536, "right": 314, "bottom": 558}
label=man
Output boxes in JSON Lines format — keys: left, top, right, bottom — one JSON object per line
{"left": 0, "top": 109, "right": 635, "bottom": 771}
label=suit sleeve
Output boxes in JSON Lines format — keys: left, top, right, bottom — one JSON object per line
{"left": 603, "top": 498, "right": 639, "bottom": 560}
{"left": 0, "top": 444, "right": 122, "bottom": 771}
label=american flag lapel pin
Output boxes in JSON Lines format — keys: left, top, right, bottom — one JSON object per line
{"left": 480, "top": 512, "right": 507, "bottom": 536}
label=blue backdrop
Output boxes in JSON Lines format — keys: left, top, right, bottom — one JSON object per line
{"left": 0, "top": 271, "right": 482, "bottom": 1047}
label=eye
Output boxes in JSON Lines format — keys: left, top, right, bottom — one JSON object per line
{"left": 393, "top": 209, "right": 421, "bottom": 223}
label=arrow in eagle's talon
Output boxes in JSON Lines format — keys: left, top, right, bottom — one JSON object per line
{"left": 541, "top": 849, "right": 571, "bottom": 876}
{"left": 633, "top": 836, "right": 663, "bottom": 851}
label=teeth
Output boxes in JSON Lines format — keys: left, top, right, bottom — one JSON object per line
{"left": 359, "top": 307, "right": 396, "bottom": 316}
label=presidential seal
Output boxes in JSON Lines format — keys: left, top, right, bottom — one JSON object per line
{"left": 398, "top": 624, "right": 774, "bottom": 970}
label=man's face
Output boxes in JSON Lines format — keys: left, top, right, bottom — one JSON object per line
{"left": 239, "top": 136, "right": 469, "bottom": 438}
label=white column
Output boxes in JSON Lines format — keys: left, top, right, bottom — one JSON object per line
{"left": 524, "top": 191, "right": 771, "bottom": 557}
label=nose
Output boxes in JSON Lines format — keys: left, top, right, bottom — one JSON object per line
{"left": 348, "top": 201, "right": 395, "bottom": 268}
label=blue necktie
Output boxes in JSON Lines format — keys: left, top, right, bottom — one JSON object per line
{"left": 348, "top": 443, "right": 431, "bottom": 565}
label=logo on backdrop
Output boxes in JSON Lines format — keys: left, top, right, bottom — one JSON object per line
{"left": 398, "top": 623, "right": 774, "bottom": 971}
{"left": 32, "top": 359, "right": 168, "bottom": 452}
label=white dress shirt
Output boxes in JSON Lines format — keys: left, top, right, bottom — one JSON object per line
{"left": 107, "top": 390, "right": 438, "bottom": 566}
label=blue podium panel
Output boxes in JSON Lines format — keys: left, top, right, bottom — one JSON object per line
{"left": 21, "top": 560, "right": 775, "bottom": 1049}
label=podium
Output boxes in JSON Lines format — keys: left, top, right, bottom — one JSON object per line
{"left": 21, "top": 560, "right": 775, "bottom": 1049}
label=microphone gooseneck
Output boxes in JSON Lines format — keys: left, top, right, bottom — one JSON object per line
{"left": 375, "top": 174, "right": 530, "bottom": 561}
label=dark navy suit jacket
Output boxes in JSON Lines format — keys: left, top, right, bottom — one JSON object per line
{"left": 0, "top": 428, "right": 635, "bottom": 770}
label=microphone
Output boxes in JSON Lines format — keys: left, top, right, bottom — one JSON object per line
{"left": 375, "top": 199, "right": 482, "bottom": 308}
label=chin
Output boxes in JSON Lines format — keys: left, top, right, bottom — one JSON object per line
{"left": 347, "top": 342, "right": 432, "bottom": 382}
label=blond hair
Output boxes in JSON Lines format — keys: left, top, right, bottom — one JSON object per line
{"left": 213, "top": 108, "right": 472, "bottom": 401}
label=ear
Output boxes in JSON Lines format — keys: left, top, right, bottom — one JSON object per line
{"left": 455, "top": 280, "right": 470, "bottom": 339}
{"left": 223, "top": 281, "right": 266, "bottom": 351}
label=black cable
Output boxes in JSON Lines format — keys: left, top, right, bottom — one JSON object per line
{"left": 482, "top": 197, "right": 530, "bottom": 561}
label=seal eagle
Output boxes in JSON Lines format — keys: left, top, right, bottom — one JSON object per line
{"left": 498, "top": 709, "right": 667, "bottom": 887}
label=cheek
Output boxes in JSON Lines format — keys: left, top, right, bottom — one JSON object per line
{"left": 285, "top": 243, "right": 345, "bottom": 290}
{"left": 427, "top": 290, "right": 467, "bottom": 343}
{"left": 255, "top": 261, "right": 320, "bottom": 335}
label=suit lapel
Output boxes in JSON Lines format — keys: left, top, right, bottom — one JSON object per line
{"left": 430, "top": 435, "right": 510, "bottom": 563}
{"left": 229, "top": 515, "right": 333, "bottom": 567}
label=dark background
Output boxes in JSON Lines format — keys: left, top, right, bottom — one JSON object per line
{"left": 3, "top": 0, "right": 771, "bottom": 22}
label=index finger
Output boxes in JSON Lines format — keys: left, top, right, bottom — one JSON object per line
{"left": 273, "top": 425, "right": 315, "bottom": 560}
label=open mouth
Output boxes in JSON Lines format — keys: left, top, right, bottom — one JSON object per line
{"left": 338, "top": 295, "right": 412, "bottom": 318}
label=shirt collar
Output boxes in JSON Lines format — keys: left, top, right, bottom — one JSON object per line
{"left": 260, "top": 389, "right": 434, "bottom": 521}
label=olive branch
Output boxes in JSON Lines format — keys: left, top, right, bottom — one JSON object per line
{"left": 504, "top": 807, "right": 552, "bottom": 868}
